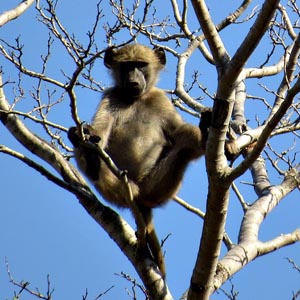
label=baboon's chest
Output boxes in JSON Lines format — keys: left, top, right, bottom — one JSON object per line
{"left": 107, "top": 104, "right": 167, "bottom": 180}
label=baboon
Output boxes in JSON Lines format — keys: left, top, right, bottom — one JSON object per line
{"left": 68, "top": 44, "right": 210, "bottom": 278}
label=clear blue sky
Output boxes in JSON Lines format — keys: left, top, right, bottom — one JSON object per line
{"left": 0, "top": 1, "right": 299, "bottom": 299}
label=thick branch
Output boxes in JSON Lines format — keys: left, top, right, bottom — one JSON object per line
{"left": 187, "top": 90, "right": 236, "bottom": 300}
{"left": 258, "top": 229, "right": 300, "bottom": 255}
{"left": 190, "top": 0, "right": 229, "bottom": 67}
{"left": 230, "top": 73, "right": 300, "bottom": 181}
{"left": 223, "top": 0, "right": 280, "bottom": 89}
{"left": 228, "top": 33, "right": 300, "bottom": 179}
{"left": 268, "top": 33, "right": 300, "bottom": 122}
{"left": 214, "top": 169, "right": 300, "bottom": 290}
{"left": 249, "top": 155, "right": 271, "bottom": 196}
{"left": 231, "top": 79, "right": 247, "bottom": 133}
{"left": 188, "top": 185, "right": 231, "bottom": 300}
{"left": 0, "top": 0, "right": 35, "bottom": 27}
{"left": 278, "top": 4, "right": 297, "bottom": 40}
{"left": 245, "top": 44, "right": 292, "bottom": 79}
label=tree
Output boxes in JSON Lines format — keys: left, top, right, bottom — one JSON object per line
{"left": 0, "top": 0, "right": 300, "bottom": 299}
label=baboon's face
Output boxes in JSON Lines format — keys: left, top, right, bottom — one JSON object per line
{"left": 104, "top": 45, "right": 166, "bottom": 98}
{"left": 118, "top": 61, "right": 149, "bottom": 97}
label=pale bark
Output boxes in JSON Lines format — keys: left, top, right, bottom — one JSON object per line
{"left": 214, "top": 170, "right": 300, "bottom": 290}
{"left": 1, "top": 1, "right": 300, "bottom": 299}
{"left": 0, "top": 0, "right": 35, "bottom": 27}
{"left": 188, "top": 1, "right": 282, "bottom": 299}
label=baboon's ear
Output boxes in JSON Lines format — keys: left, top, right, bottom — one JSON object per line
{"left": 104, "top": 47, "right": 116, "bottom": 69}
{"left": 153, "top": 46, "right": 166, "bottom": 66}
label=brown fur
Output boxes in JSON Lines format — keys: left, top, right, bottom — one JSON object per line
{"left": 90, "top": 87, "right": 204, "bottom": 208}
{"left": 105, "top": 44, "right": 164, "bottom": 68}
{"left": 69, "top": 44, "right": 207, "bottom": 278}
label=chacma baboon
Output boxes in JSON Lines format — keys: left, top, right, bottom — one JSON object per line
{"left": 68, "top": 44, "right": 210, "bottom": 278}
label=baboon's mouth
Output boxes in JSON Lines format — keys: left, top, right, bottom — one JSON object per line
{"left": 127, "top": 86, "right": 146, "bottom": 97}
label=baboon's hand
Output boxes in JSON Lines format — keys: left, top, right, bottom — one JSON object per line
{"left": 68, "top": 126, "right": 101, "bottom": 181}
{"left": 225, "top": 140, "right": 240, "bottom": 160}
{"left": 68, "top": 126, "right": 100, "bottom": 148}
{"left": 199, "top": 110, "right": 243, "bottom": 160}
{"left": 68, "top": 126, "right": 81, "bottom": 148}
{"left": 199, "top": 110, "right": 212, "bottom": 140}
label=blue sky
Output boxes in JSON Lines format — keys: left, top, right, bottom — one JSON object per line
{"left": 0, "top": 1, "right": 300, "bottom": 299}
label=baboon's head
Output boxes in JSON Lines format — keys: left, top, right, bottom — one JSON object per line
{"left": 104, "top": 44, "right": 166, "bottom": 97}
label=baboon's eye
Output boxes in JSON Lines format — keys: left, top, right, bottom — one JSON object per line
{"left": 120, "top": 61, "right": 148, "bottom": 71}
{"left": 134, "top": 61, "right": 148, "bottom": 69}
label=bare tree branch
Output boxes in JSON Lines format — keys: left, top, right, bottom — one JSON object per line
{"left": 0, "top": 0, "right": 35, "bottom": 27}
{"left": 173, "top": 195, "right": 205, "bottom": 219}
{"left": 190, "top": 0, "right": 229, "bottom": 67}
{"left": 1, "top": 1, "right": 300, "bottom": 299}
{"left": 231, "top": 65, "right": 300, "bottom": 180}
{"left": 224, "top": 0, "right": 281, "bottom": 90}
{"left": 214, "top": 169, "right": 300, "bottom": 291}
{"left": 188, "top": 2, "right": 287, "bottom": 300}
